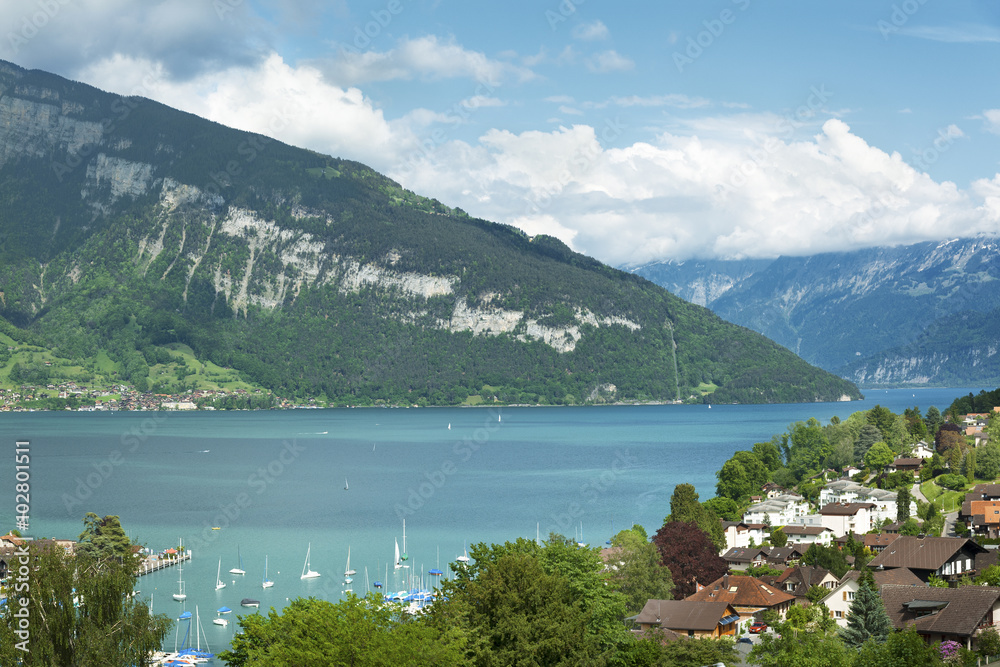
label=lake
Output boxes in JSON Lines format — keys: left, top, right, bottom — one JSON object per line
{"left": 0, "top": 386, "right": 984, "bottom": 650}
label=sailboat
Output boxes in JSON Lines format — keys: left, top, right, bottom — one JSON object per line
{"left": 173, "top": 542, "right": 187, "bottom": 601}
{"left": 262, "top": 555, "right": 274, "bottom": 588}
{"left": 215, "top": 557, "right": 226, "bottom": 591}
{"left": 455, "top": 542, "right": 470, "bottom": 564}
{"left": 394, "top": 538, "right": 402, "bottom": 570}
{"left": 344, "top": 546, "right": 356, "bottom": 582}
{"left": 400, "top": 519, "right": 409, "bottom": 567}
{"left": 301, "top": 543, "right": 320, "bottom": 579}
{"left": 344, "top": 477, "right": 349, "bottom": 491}
{"left": 229, "top": 545, "right": 245, "bottom": 575}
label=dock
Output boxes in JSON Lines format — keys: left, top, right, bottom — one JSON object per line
{"left": 136, "top": 551, "right": 192, "bottom": 577}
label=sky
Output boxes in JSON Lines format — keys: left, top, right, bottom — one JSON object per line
{"left": 3, "top": 0, "right": 1000, "bottom": 267}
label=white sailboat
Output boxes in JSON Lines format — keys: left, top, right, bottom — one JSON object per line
{"left": 400, "top": 519, "right": 409, "bottom": 567}
{"left": 262, "top": 555, "right": 274, "bottom": 588}
{"left": 394, "top": 538, "right": 402, "bottom": 570}
{"left": 173, "top": 541, "right": 187, "bottom": 601}
{"left": 301, "top": 542, "right": 320, "bottom": 579}
{"left": 215, "top": 557, "right": 226, "bottom": 591}
{"left": 344, "top": 477, "right": 349, "bottom": 491}
{"left": 229, "top": 545, "right": 245, "bottom": 575}
{"left": 456, "top": 542, "right": 470, "bottom": 564}
{"left": 344, "top": 546, "right": 356, "bottom": 581}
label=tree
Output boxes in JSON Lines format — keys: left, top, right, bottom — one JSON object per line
{"left": 220, "top": 594, "right": 469, "bottom": 666}
{"left": 935, "top": 423, "right": 965, "bottom": 455}
{"left": 924, "top": 406, "right": 944, "bottom": 438}
{"left": 752, "top": 440, "right": 784, "bottom": 471}
{"left": 747, "top": 618, "right": 853, "bottom": 667}
{"left": 896, "top": 484, "right": 912, "bottom": 524}
{"left": 840, "top": 580, "right": 892, "bottom": 649}
{"left": 608, "top": 531, "right": 674, "bottom": 614}
{"left": 854, "top": 424, "right": 884, "bottom": 464}
{"left": 702, "top": 496, "right": 741, "bottom": 522}
{"left": 786, "top": 418, "right": 832, "bottom": 480}
{"left": 903, "top": 406, "right": 928, "bottom": 440}
{"left": 863, "top": 441, "right": 894, "bottom": 473}
{"left": 652, "top": 521, "right": 728, "bottom": 598}
{"left": 716, "top": 450, "right": 770, "bottom": 501}
{"left": 854, "top": 625, "right": 943, "bottom": 667}
{"left": 769, "top": 527, "right": 788, "bottom": 548}
{"left": 978, "top": 627, "right": 1000, "bottom": 659}
{"left": 964, "top": 448, "right": 977, "bottom": 483}
{"left": 978, "top": 441, "right": 1000, "bottom": 480}
{"left": 801, "top": 543, "right": 849, "bottom": 579}
{"left": 806, "top": 585, "right": 830, "bottom": 605}
{"left": 76, "top": 513, "right": 133, "bottom": 560}
{"left": 666, "top": 484, "right": 726, "bottom": 553}
{"left": 0, "top": 534, "right": 171, "bottom": 666}
{"left": 660, "top": 636, "right": 739, "bottom": 667}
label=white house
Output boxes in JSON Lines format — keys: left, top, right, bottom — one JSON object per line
{"left": 818, "top": 481, "right": 915, "bottom": 525}
{"left": 820, "top": 568, "right": 923, "bottom": 627}
{"left": 743, "top": 494, "right": 809, "bottom": 526}
{"left": 780, "top": 525, "right": 834, "bottom": 547}
{"left": 910, "top": 441, "right": 935, "bottom": 459}
{"left": 818, "top": 502, "right": 877, "bottom": 537}
{"left": 721, "top": 522, "right": 768, "bottom": 553}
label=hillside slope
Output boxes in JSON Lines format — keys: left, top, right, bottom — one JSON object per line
{"left": 0, "top": 60, "right": 860, "bottom": 405}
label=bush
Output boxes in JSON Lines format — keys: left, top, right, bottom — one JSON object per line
{"left": 937, "top": 473, "right": 968, "bottom": 491}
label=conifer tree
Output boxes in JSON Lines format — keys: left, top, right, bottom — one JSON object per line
{"left": 841, "top": 580, "right": 892, "bottom": 649}
{"left": 896, "top": 484, "right": 912, "bottom": 524}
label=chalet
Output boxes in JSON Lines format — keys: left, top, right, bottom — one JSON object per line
{"left": 863, "top": 532, "right": 900, "bottom": 553}
{"left": 762, "top": 482, "right": 785, "bottom": 499}
{"left": 780, "top": 525, "right": 834, "bottom": 547}
{"left": 769, "top": 566, "right": 838, "bottom": 602}
{"left": 721, "top": 547, "right": 768, "bottom": 571}
{"left": 631, "top": 600, "right": 741, "bottom": 638}
{"left": 821, "top": 568, "right": 923, "bottom": 627}
{"left": 686, "top": 573, "right": 795, "bottom": 627}
{"left": 866, "top": 536, "right": 987, "bottom": 583}
{"left": 962, "top": 500, "right": 1000, "bottom": 538}
{"left": 880, "top": 584, "right": 1000, "bottom": 650}
{"left": 764, "top": 545, "right": 807, "bottom": 568}
{"left": 888, "top": 457, "right": 922, "bottom": 476}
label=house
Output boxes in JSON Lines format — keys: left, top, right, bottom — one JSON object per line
{"left": 962, "top": 500, "right": 1000, "bottom": 538}
{"left": 959, "top": 485, "right": 1000, "bottom": 535}
{"left": 631, "top": 600, "right": 741, "bottom": 638}
{"left": 768, "top": 566, "right": 838, "bottom": 603}
{"left": 721, "top": 547, "right": 768, "bottom": 571}
{"left": 720, "top": 521, "right": 767, "bottom": 553}
{"left": 818, "top": 502, "right": 878, "bottom": 537}
{"left": 821, "top": 568, "right": 924, "bottom": 627}
{"left": 743, "top": 494, "right": 810, "bottom": 526}
{"left": 911, "top": 441, "right": 935, "bottom": 459}
{"left": 974, "top": 432, "right": 991, "bottom": 447}
{"left": 686, "top": 573, "right": 795, "bottom": 628}
{"left": 780, "top": 525, "right": 834, "bottom": 547}
{"left": 817, "top": 481, "right": 912, "bottom": 524}
{"left": 866, "top": 536, "right": 988, "bottom": 583}
{"left": 764, "top": 545, "right": 807, "bottom": 568}
{"left": 863, "top": 532, "right": 900, "bottom": 553}
{"left": 880, "top": 584, "right": 1000, "bottom": 650}
{"left": 888, "top": 457, "right": 922, "bottom": 476}
{"left": 762, "top": 482, "right": 786, "bottom": 499}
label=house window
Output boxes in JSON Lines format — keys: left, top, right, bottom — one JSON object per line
{"left": 835, "top": 611, "right": 843, "bottom": 618}
{"left": 688, "top": 630, "right": 695, "bottom": 637}
{"left": 846, "top": 591, "right": 855, "bottom": 601}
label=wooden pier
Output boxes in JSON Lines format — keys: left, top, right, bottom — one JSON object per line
{"left": 136, "top": 551, "right": 191, "bottom": 577}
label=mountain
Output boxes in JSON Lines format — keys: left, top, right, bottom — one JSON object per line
{"left": 0, "top": 60, "right": 860, "bottom": 406}
{"left": 630, "top": 238, "right": 1000, "bottom": 387}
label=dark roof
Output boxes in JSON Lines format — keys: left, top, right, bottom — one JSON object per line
{"left": 971, "top": 484, "right": 1000, "bottom": 499}
{"left": 782, "top": 526, "right": 831, "bottom": 536}
{"left": 774, "top": 566, "right": 834, "bottom": 595}
{"left": 765, "top": 546, "right": 806, "bottom": 563}
{"left": 867, "top": 536, "right": 987, "bottom": 571}
{"left": 722, "top": 547, "right": 767, "bottom": 563}
{"left": 633, "top": 600, "right": 737, "bottom": 631}
{"left": 892, "top": 458, "right": 922, "bottom": 467}
{"left": 864, "top": 533, "right": 901, "bottom": 549}
{"left": 977, "top": 550, "right": 1000, "bottom": 572}
{"left": 881, "top": 585, "right": 1000, "bottom": 637}
{"left": 686, "top": 574, "right": 796, "bottom": 609}
{"left": 820, "top": 502, "right": 876, "bottom": 516}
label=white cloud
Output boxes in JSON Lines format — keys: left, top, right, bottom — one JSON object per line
{"left": 319, "top": 35, "right": 535, "bottom": 86}
{"left": 572, "top": 20, "right": 609, "bottom": 41}
{"left": 387, "top": 118, "right": 1000, "bottom": 266}
{"left": 604, "top": 94, "right": 711, "bottom": 109}
{"left": 559, "top": 105, "right": 584, "bottom": 116}
{"left": 585, "top": 50, "right": 634, "bottom": 73}
{"left": 983, "top": 109, "right": 1000, "bottom": 135}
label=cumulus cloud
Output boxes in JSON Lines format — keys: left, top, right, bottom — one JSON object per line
{"left": 982, "top": 109, "right": 1000, "bottom": 135}
{"left": 388, "top": 118, "right": 1000, "bottom": 266}
{"left": 571, "top": 20, "right": 609, "bottom": 41}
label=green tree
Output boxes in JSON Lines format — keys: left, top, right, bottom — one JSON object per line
{"left": 659, "top": 636, "right": 739, "bottom": 667}
{"left": 806, "top": 585, "right": 830, "bottom": 605}
{"left": 786, "top": 418, "right": 832, "bottom": 480}
{"left": 863, "top": 441, "right": 894, "bottom": 473}
{"left": 702, "top": 496, "right": 741, "bottom": 522}
{"left": 666, "top": 484, "right": 725, "bottom": 552}
{"left": 769, "top": 527, "right": 788, "bottom": 548}
{"left": 752, "top": 440, "right": 784, "bottom": 471}
{"left": 978, "top": 627, "right": 1000, "bottom": 659}
{"left": 977, "top": 564, "right": 1000, "bottom": 586}
{"left": 0, "top": 538, "right": 171, "bottom": 666}
{"left": 748, "top": 618, "right": 852, "bottom": 667}
{"left": 219, "top": 594, "right": 468, "bottom": 666}
{"left": 76, "top": 513, "right": 133, "bottom": 560}
{"left": 801, "top": 543, "right": 849, "bottom": 579}
{"left": 964, "top": 448, "right": 977, "bottom": 484}
{"left": 977, "top": 441, "right": 1000, "bottom": 480}
{"left": 896, "top": 484, "right": 912, "bottom": 524}
{"left": 716, "top": 450, "right": 770, "bottom": 501}
{"left": 840, "top": 580, "right": 892, "bottom": 649}
{"left": 854, "top": 424, "right": 883, "bottom": 464}
{"left": 854, "top": 626, "right": 943, "bottom": 667}
{"left": 924, "top": 406, "right": 944, "bottom": 438}
{"left": 608, "top": 531, "right": 674, "bottom": 615}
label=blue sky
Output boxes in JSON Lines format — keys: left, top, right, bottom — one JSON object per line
{"left": 3, "top": 0, "right": 1000, "bottom": 265}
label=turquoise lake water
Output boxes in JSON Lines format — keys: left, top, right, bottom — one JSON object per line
{"left": 0, "top": 386, "right": 984, "bottom": 650}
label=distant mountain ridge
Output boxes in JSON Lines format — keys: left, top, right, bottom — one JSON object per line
{"left": 630, "top": 237, "right": 1000, "bottom": 387}
{"left": 0, "top": 59, "right": 860, "bottom": 405}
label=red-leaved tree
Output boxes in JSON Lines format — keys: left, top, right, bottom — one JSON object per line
{"left": 652, "top": 520, "right": 728, "bottom": 598}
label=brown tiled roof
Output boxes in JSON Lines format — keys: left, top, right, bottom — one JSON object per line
{"left": 977, "top": 551, "right": 1000, "bottom": 572}
{"left": 782, "top": 526, "right": 831, "bottom": 536}
{"left": 722, "top": 547, "right": 767, "bottom": 563}
{"left": 873, "top": 567, "right": 924, "bottom": 587}
{"left": 971, "top": 484, "right": 1000, "bottom": 499}
{"left": 633, "top": 600, "right": 738, "bottom": 631}
{"left": 867, "top": 536, "right": 987, "bottom": 571}
{"left": 881, "top": 584, "right": 1000, "bottom": 637}
{"left": 820, "top": 502, "right": 876, "bottom": 516}
{"left": 685, "top": 574, "right": 796, "bottom": 609}
{"left": 864, "top": 533, "right": 900, "bottom": 549}
{"left": 765, "top": 546, "right": 806, "bottom": 563}
{"left": 892, "top": 458, "right": 922, "bottom": 467}
{"left": 775, "top": 566, "right": 833, "bottom": 595}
